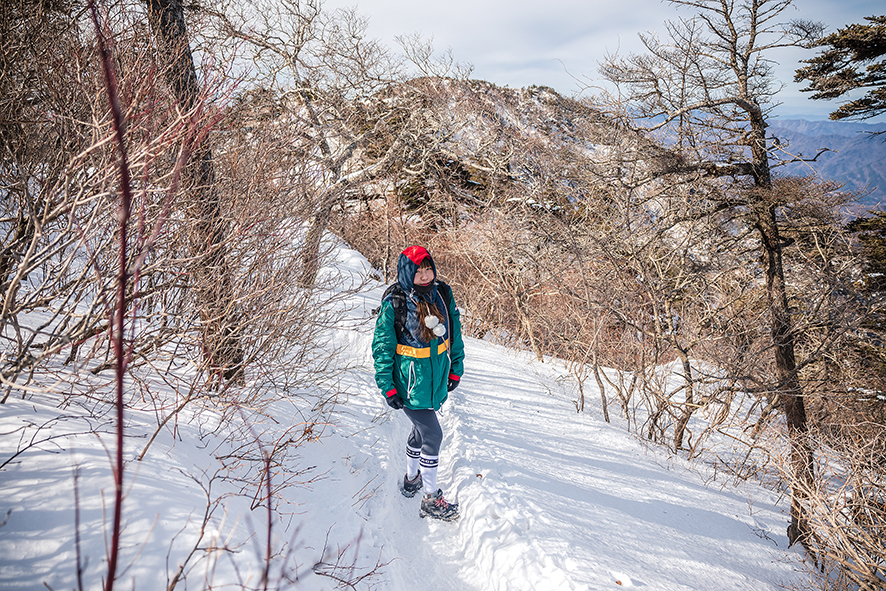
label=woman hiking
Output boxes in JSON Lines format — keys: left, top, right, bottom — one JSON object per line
{"left": 372, "top": 246, "right": 465, "bottom": 521}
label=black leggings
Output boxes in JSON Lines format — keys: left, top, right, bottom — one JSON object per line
{"left": 403, "top": 408, "right": 443, "bottom": 457}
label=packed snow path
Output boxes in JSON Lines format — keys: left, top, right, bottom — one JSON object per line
{"left": 334, "top": 340, "right": 799, "bottom": 591}
{"left": 0, "top": 244, "right": 805, "bottom": 590}
{"left": 305, "top": 245, "right": 804, "bottom": 590}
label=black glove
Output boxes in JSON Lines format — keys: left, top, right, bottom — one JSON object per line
{"left": 447, "top": 377, "right": 459, "bottom": 392}
{"left": 385, "top": 389, "right": 404, "bottom": 410}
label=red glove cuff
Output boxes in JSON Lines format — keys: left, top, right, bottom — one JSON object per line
{"left": 385, "top": 388, "right": 398, "bottom": 398}
{"left": 448, "top": 374, "right": 460, "bottom": 381}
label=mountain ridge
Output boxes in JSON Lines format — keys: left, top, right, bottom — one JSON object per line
{"left": 768, "top": 119, "right": 886, "bottom": 210}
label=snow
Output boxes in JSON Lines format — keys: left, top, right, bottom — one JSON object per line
{"left": 0, "top": 240, "right": 806, "bottom": 590}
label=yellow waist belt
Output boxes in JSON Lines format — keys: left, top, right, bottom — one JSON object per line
{"left": 396, "top": 340, "right": 449, "bottom": 359}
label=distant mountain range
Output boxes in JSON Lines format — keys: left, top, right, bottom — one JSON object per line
{"left": 767, "top": 119, "right": 886, "bottom": 211}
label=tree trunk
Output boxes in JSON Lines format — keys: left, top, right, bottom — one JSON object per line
{"left": 514, "top": 293, "right": 543, "bottom": 362}
{"left": 672, "top": 349, "right": 695, "bottom": 453}
{"left": 575, "top": 376, "right": 585, "bottom": 412}
{"left": 592, "top": 351, "right": 610, "bottom": 423}
{"left": 756, "top": 202, "right": 815, "bottom": 550}
{"left": 299, "top": 190, "right": 337, "bottom": 288}
{"left": 664, "top": 297, "right": 695, "bottom": 452}
{"left": 0, "top": 207, "right": 36, "bottom": 312}
{"left": 146, "top": 0, "right": 243, "bottom": 384}
{"left": 296, "top": 86, "right": 337, "bottom": 288}
{"left": 746, "top": 109, "right": 815, "bottom": 550}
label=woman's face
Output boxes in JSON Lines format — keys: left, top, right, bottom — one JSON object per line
{"left": 414, "top": 264, "right": 434, "bottom": 287}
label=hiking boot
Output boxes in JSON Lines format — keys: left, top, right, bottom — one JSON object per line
{"left": 419, "top": 489, "right": 459, "bottom": 521}
{"left": 402, "top": 471, "right": 422, "bottom": 498}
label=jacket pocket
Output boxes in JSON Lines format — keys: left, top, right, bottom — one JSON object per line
{"left": 407, "top": 361, "right": 416, "bottom": 396}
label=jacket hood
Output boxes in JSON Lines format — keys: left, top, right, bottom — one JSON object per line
{"left": 397, "top": 245, "right": 437, "bottom": 294}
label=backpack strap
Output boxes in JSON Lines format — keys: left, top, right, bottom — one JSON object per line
{"left": 435, "top": 280, "right": 454, "bottom": 330}
{"left": 388, "top": 286, "right": 407, "bottom": 341}
{"left": 372, "top": 283, "right": 407, "bottom": 340}
{"left": 432, "top": 280, "right": 457, "bottom": 357}
{"left": 436, "top": 280, "right": 452, "bottom": 306}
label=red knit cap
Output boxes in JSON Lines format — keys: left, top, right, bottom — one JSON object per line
{"left": 402, "top": 245, "right": 431, "bottom": 265}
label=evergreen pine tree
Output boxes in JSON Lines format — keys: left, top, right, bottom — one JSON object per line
{"left": 795, "top": 15, "right": 886, "bottom": 122}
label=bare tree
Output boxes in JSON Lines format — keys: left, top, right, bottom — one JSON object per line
{"left": 202, "top": 0, "right": 430, "bottom": 287}
{"left": 1, "top": 3, "right": 189, "bottom": 398}
{"left": 788, "top": 432, "right": 886, "bottom": 591}
{"left": 2, "top": 5, "right": 363, "bottom": 587}
{"left": 145, "top": 0, "right": 245, "bottom": 384}
{"left": 600, "top": 0, "right": 842, "bottom": 550}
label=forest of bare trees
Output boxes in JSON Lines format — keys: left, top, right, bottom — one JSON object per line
{"left": 1, "top": 0, "right": 884, "bottom": 589}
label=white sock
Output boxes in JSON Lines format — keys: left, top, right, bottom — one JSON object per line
{"left": 406, "top": 445, "right": 421, "bottom": 479}
{"left": 419, "top": 454, "right": 439, "bottom": 495}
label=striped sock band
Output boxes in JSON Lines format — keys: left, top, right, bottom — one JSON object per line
{"left": 419, "top": 454, "right": 439, "bottom": 494}
{"left": 406, "top": 445, "right": 421, "bottom": 479}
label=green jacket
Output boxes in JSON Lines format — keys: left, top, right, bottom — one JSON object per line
{"left": 372, "top": 287, "right": 465, "bottom": 410}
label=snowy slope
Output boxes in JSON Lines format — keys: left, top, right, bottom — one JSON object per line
{"left": 0, "top": 241, "right": 806, "bottom": 591}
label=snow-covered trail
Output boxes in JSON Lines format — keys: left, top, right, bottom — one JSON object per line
{"left": 443, "top": 341, "right": 791, "bottom": 590}
{"left": 329, "top": 270, "right": 801, "bottom": 591}
{"left": 0, "top": 243, "right": 806, "bottom": 591}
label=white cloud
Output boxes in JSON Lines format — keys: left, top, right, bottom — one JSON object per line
{"left": 324, "top": 0, "right": 885, "bottom": 120}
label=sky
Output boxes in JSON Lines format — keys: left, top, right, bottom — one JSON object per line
{"left": 322, "top": 0, "right": 885, "bottom": 122}
{"left": 0, "top": 237, "right": 811, "bottom": 590}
